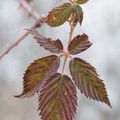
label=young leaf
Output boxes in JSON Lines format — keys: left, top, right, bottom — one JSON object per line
{"left": 39, "top": 73, "right": 77, "bottom": 120}
{"left": 75, "top": 0, "right": 88, "bottom": 4}
{"left": 68, "top": 34, "right": 92, "bottom": 55}
{"left": 45, "top": 3, "right": 72, "bottom": 27}
{"left": 26, "top": 0, "right": 33, "bottom": 2}
{"left": 71, "top": 4, "right": 83, "bottom": 25}
{"left": 69, "top": 58, "right": 111, "bottom": 107}
{"left": 16, "top": 55, "right": 60, "bottom": 98}
{"left": 28, "top": 29, "right": 63, "bottom": 54}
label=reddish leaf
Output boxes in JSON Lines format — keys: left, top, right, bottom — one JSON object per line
{"left": 68, "top": 34, "right": 92, "bottom": 55}
{"left": 69, "top": 58, "right": 111, "bottom": 107}
{"left": 45, "top": 2, "right": 83, "bottom": 27}
{"left": 45, "top": 3, "right": 72, "bottom": 27}
{"left": 39, "top": 73, "right": 77, "bottom": 120}
{"left": 16, "top": 55, "right": 60, "bottom": 98}
{"left": 75, "top": 0, "right": 88, "bottom": 4}
{"left": 28, "top": 29, "right": 63, "bottom": 54}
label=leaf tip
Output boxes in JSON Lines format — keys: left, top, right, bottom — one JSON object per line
{"left": 104, "top": 98, "right": 112, "bottom": 108}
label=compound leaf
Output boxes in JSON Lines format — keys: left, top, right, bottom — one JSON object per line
{"left": 16, "top": 55, "right": 60, "bottom": 98}
{"left": 69, "top": 58, "right": 111, "bottom": 107}
{"left": 45, "top": 3, "right": 72, "bottom": 27}
{"left": 68, "top": 34, "right": 92, "bottom": 55}
{"left": 29, "top": 29, "right": 63, "bottom": 54}
{"left": 39, "top": 73, "right": 77, "bottom": 120}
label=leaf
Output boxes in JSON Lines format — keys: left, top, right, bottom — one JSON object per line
{"left": 28, "top": 29, "right": 63, "bottom": 54}
{"left": 16, "top": 55, "right": 60, "bottom": 98}
{"left": 39, "top": 73, "right": 77, "bottom": 120}
{"left": 45, "top": 3, "right": 72, "bottom": 27}
{"left": 71, "top": 4, "right": 83, "bottom": 25}
{"left": 75, "top": 0, "right": 88, "bottom": 4}
{"left": 69, "top": 58, "right": 111, "bottom": 107}
{"left": 26, "top": 0, "right": 33, "bottom": 2}
{"left": 68, "top": 34, "right": 92, "bottom": 55}
{"left": 45, "top": 2, "right": 83, "bottom": 27}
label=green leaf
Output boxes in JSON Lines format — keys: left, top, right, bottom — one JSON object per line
{"left": 71, "top": 4, "right": 83, "bottom": 25}
{"left": 45, "top": 3, "right": 72, "bottom": 27}
{"left": 69, "top": 58, "right": 111, "bottom": 108}
{"left": 39, "top": 73, "right": 77, "bottom": 120}
{"left": 16, "top": 55, "right": 60, "bottom": 98}
{"left": 68, "top": 34, "right": 92, "bottom": 55}
{"left": 28, "top": 29, "right": 63, "bottom": 54}
{"left": 75, "top": 0, "right": 88, "bottom": 4}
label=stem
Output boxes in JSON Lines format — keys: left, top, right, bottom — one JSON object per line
{"left": 61, "top": 56, "right": 68, "bottom": 75}
{"left": 68, "top": 23, "right": 75, "bottom": 44}
{"left": 61, "top": 14, "right": 75, "bottom": 74}
{"left": 20, "top": 0, "right": 40, "bottom": 20}
{"left": 0, "top": 0, "right": 45, "bottom": 60}
{"left": 0, "top": 22, "right": 41, "bottom": 60}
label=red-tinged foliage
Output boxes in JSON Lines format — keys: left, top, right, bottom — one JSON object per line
{"left": 45, "top": 3, "right": 72, "bottom": 27}
{"left": 69, "top": 58, "right": 111, "bottom": 108}
{"left": 45, "top": 2, "right": 84, "bottom": 27}
{"left": 39, "top": 73, "right": 77, "bottom": 120}
{"left": 15, "top": 55, "right": 60, "bottom": 98}
{"left": 28, "top": 29, "right": 63, "bottom": 54}
{"left": 15, "top": 0, "right": 112, "bottom": 120}
{"left": 68, "top": 34, "right": 92, "bottom": 55}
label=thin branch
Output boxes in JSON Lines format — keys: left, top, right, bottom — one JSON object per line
{"left": 61, "top": 15, "right": 75, "bottom": 74}
{"left": 68, "top": 12, "right": 76, "bottom": 44}
{"left": 0, "top": 21, "right": 42, "bottom": 59}
{"left": 20, "top": 0, "right": 40, "bottom": 20}
{"left": 0, "top": 0, "right": 45, "bottom": 60}
{"left": 68, "top": 24, "right": 74, "bottom": 44}
{"left": 61, "top": 56, "right": 68, "bottom": 75}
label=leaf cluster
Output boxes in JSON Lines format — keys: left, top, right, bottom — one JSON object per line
{"left": 16, "top": 0, "right": 111, "bottom": 120}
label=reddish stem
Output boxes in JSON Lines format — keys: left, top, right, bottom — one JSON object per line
{"left": 20, "top": 0, "right": 40, "bottom": 20}
{"left": 0, "top": 0, "right": 43, "bottom": 60}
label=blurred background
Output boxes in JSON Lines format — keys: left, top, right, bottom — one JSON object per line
{"left": 0, "top": 0, "right": 120, "bottom": 120}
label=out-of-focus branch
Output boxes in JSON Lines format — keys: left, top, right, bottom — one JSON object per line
{"left": 0, "top": 0, "right": 45, "bottom": 59}
{"left": 20, "top": 0, "right": 40, "bottom": 20}
{"left": 0, "top": 21, "right": 43, "bottom": 59}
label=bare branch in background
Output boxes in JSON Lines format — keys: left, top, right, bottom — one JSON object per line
{"left": 20, "top": 0, "right": 40, "bottom": 20}
{"left": 0, "top": 0, "right": 44, "bottom": 60}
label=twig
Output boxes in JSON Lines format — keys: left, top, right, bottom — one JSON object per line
{"left": 61, "top": 56, "right": 68, "bottom": 75}
{"left": 0, "top": 21, "right": 42, "bottom": 59}
{"left": 68, "top": 12, "right": 76, "bottom": 44}
{"left": 68, "top": 24, "right": 74, "bottom": 44}
{"left": 20, "top": 0, "right": 40, "bottom": 20}
{"left": 0, "top": 0, "right": 44, "bottom": 59}
{"left": 61, "top": 15, "right": 75, "bottom": 74}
